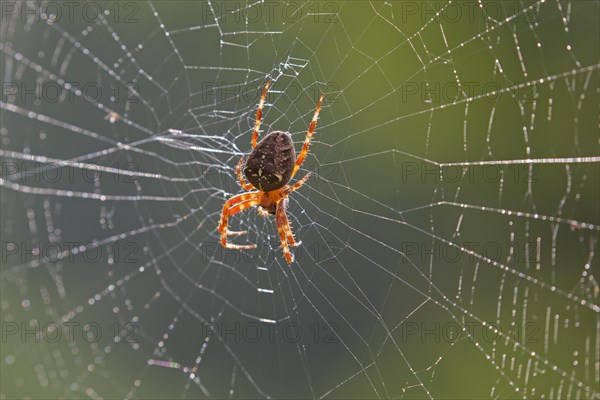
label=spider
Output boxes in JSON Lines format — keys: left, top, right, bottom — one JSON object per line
{"left": 218, "top": 81, "right": 324, "bottom": 263}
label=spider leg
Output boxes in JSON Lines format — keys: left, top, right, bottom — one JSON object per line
{"left": 218, "top": 192, "right": 260, "bottom": 249}
{"left": 221, "top": 200, "right": 260, "bottom": 249}
{"left": 226, "top": 229, "right": 248, "bottom": 236}
{"left": 219, "top": 191, "right": 259, "bottom": 214}
{"left": 257, "top": 207, "right": 270, "bottom": 217}
{"left": 236, "top": 156, "right": 254, "bottom": 190}
{"left": 281, "top": 172, "right": 311, "bottom": 196}
{"left": 252, "top": 81, "right": 271, "bottom": 148}
{"left": 291, "top": 93, "right": 324, "bottom": 178}
{"left": 275, "top": 200, "right": 295, "bottom": 263}
{"left": 276, "top": 198, "right": 301, "bottom": 248}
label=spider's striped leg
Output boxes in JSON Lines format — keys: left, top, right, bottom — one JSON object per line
{"left": 218, "top": 192, "right": 260, "bottom": 248}
{"left": 252, "top": 81, "right": 271, "bottom": 148}
{"left": 281, "top": 172, "right": 311, "bottom": 196}
{"left": 257, "top": 207, "right": 270, "bottom": 217}
{"left": 275, "top": 200, "right": 295, "bottom": 263}
{"left": 291, "top": 93, "right": 324, "bottom": 178}
{"left": 276, "top": 198, "right": 301, "bottom": 248}
{"left": 236, "top": 156, "right": 254, "bottom": 190}
{"left": 221, "top": 200, "right": 260, "bottom": 249}
{"left": 226, "top": 230, "right": 248, "bottom": 237}
{"left": 219, "top": 192, "right": 258, "bottom": 232}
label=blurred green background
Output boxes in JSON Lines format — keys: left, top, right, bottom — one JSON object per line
{"left": 1, "top": 1, "right": 598, "bottom": 399}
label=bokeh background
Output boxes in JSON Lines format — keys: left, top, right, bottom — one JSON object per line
{"left": 1, "top": 1, "right": 599, "bottom": 399}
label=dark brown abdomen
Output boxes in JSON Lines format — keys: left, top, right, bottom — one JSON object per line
{"left": 244, "top": 131, "right": 296, "bottom": 192}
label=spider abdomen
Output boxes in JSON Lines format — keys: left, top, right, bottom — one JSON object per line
{"left": 243, "top": 131, "right": 296, "bottom": 192}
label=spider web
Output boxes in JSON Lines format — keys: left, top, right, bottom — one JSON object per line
{"left": 1, "top": 1, "right": 599, "bottom": 398}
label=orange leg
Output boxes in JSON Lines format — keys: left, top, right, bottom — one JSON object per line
{"left": 220, "top": 200, "right": 260, "bottom": 249}
{"left": 282, "top": 172, "right": 311, "bottom": 196}
{"left": 277, "top": 199, "right": 300, "bottom": 248}
{"left": 252, "top": 81, "right": 271, "bottom": 148}
{"left": 236, "top": 156, "right": 254, "bottom": 190}
{"left": 257, "top": 207, "right": 270, "bottom": 217}
{"left": 291, "top": 93, "right": 324, "bottom": 178}
{"left": 275, "top": 200, "right": 294, "bottom": 263}
{"left": 219, "top": 191, "right": 260, "bottom": 232}
{"left": 218, "top": 192, "right": 259, "bottom": 248}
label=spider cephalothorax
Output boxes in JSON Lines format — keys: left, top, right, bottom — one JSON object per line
{"left": 218, "top": 81, "right": 324, "bottom": 263}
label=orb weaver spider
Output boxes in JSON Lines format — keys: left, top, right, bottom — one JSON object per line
{"left": 218, "top": 81, "right": 324, "bottom": 263}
